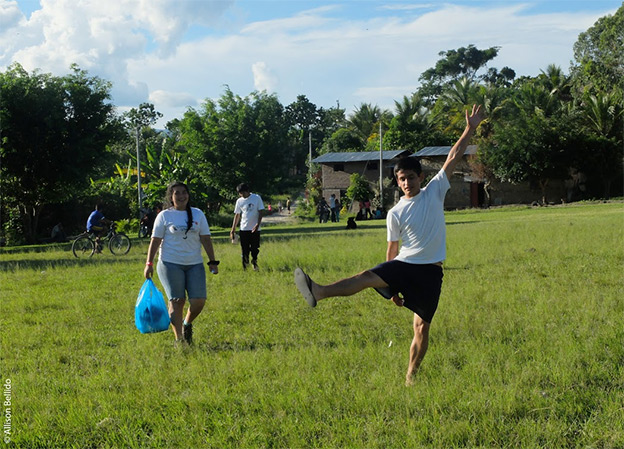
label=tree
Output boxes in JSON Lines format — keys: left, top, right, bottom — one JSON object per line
{"left": 316, "top": 105, "right": 348, "bottom": 153}
{"left": 177, "top": 89, "right": 291, "bottom": 201}
{"left": 576, "top": 91, "right": 624, "bottom": 198}
{"left": 571, "top": 4, "right": 624, "bottom": 96}
{"left": 348, "top": 103, "right": 391, "bottom": 142}
{"left": 418, "top": 45, "right": 502, "bottom": 103}
{"left": 538, "top": 64, "right": 572, "bottom": 102}
{"left": 481, "top": 66, "right": 516, "bottom": 87}
{"left": 286, "top": 95, "right": 319, "bottom": 131}
{"left": 286, "top": 95, "right": 320, "bottom": 175}
{"left": 384, "top": 94, "right": 443, "bottom": 152}
{"left": 346, "top": 173, "right": 374, "bottom": 207}
{"left": 319, "top": 128, "right": 364, "bottom": 154}
{"left": 480, "top": 83, "right": 573, "bottom": 204}
{"left": 0, "top": 63, "right": 120, "bottom": 243}
{"left": 317, "top": 105, "right": 347, "bottom": 134}
{"left": 442, "top": 77, "right": 481, "bottom": 106}
{"left": 569, "top": 6, "right": 624, "bottom": 199}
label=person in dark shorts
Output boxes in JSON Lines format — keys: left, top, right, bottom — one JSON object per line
{"left": 294, "top": 105, "right": 484, "bottom": 385}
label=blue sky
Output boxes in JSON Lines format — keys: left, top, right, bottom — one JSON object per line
{"left": 1, "top": 0, "right": 621, "bottom": 127}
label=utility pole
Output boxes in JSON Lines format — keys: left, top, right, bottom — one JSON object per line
{"left": 308, "top": 129, "right": 312, "bottom": 166}
{"left": 379, "top": 121, "right": 383, "bottom": 209}
{"left": 136, "top": 126, "right": 142, "bottom": 218}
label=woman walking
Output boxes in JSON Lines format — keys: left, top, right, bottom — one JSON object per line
{"left": 144, "top": 182, "right": 219, "bottom": 344}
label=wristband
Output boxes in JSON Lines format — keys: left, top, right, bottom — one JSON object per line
{"left": 146, "top": 262, "right": 153, "bottom": 266}
{"left": 208, "top": 260, "right": 220, "bottom": 266}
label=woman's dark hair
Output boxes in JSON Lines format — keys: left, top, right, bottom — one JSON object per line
{"left": 165, "top": 181, "right": 193, "bottom": 236}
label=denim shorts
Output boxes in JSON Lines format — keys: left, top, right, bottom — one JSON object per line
{"left": 370, "top": 260, "right": 444, "bottom": 323}
{"left": 156, "top": 261, "right": 206, "bottom": 300}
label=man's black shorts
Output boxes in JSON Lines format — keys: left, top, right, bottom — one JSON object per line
{"left": 370, "top": 260, "right": 444, "bottom": 323}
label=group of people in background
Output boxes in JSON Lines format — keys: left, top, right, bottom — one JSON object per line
{"left": 317, "top": 195, "right": 385, "bottom": 223}
{"left": 317, "top": 193, "right": 341, "bottom": 223}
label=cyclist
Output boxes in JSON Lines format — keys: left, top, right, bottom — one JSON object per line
{"left": 86, "top": 204, "right": 111, "bottom": 252}
{"left": 140, "top": 205, "right": 160, "bottom": 238}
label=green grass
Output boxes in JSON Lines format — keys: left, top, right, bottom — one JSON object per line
{"left": 1, "top": 202, "right": 623, "bottom": 448}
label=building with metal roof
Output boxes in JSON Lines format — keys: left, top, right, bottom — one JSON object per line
{"left": 312, "top": 149, "right": 410, "bottom": 164}
{"left": 413, "top": 145, "right": 477, "bottom": 158}
{"left": 311, "top": 150, "right": 411, "bottom": 213}
{"left": 310, "top": 143, "right": 567, "bottom": 211}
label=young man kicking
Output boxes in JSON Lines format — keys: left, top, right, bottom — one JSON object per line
{"left": 294, "top": 105, "right": 483, "bottom": 385}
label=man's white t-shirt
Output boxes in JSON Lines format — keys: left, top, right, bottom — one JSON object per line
{"left": 234, "top": 193, "right": 265, "bottom": 231}
{"left": 152, "top": 207, "right": 211, "bottom": 265}
{"left": 387, "top": 169, "right": 450, "bottom": 264}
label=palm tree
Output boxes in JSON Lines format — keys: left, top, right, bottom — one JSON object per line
{"left": 442, "top": 76, "right": 479, "bottom": 106}
{"left": 581, "top": 90, "right": 624, "bottom": 198}
{"left": 348, "top": 103, "right": 391, "bottom": 141}
{"left": 538, "top": 64, "right": 571, "bottom": 101}
{"left": 584, "top": 91, "right": 624, "bottom": 137}
{"left": 394, "top": 94, "right": 421, "bottom": 118}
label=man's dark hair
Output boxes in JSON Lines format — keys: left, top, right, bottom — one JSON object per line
{"left": 394, "top": 157, "right": 422, "bottom": 176}
{"left": 236, "top": 183, "right": 250, "bottom": 193}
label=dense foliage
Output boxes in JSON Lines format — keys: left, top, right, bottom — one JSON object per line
{"left": 0, "top": 63, "right": 122, "bottom": 243}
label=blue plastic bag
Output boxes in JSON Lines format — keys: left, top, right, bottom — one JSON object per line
{"left": 135, "top": 279, "right": 170, "bottom": 333}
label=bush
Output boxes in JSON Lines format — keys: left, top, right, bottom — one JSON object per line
{"left": 1, "top": 207, "right": 25, "bottom": 246}
{"left": 115, "top": 218, "right": 138, "bottom": 235}
{"left": 294, "top": 198, "right": 316, "bottom": 220}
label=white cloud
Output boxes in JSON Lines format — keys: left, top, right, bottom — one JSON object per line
{"left": 241, "top": 6, "right": 337, "bottom": 35}
{"left": 1, "top": 0, "right": 233, "bottom": 106}
{"left": 149, "top": 89, "right": 198, "bottom": 108}
{"left": 252, "top": 61, "right": 278, "bottom": 92}
{"left": 381, "top": 3, "right": 437, "bottom": 11}
{"left": 0, "top": 0, "right": 24, "bottom": 30}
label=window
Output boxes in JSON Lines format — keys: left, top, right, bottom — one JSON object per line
{"left": 367, "top": 162, "right": 378, "bottom": 170}
{"left": 334, "top": 164, "right": 345, "bottom": 172}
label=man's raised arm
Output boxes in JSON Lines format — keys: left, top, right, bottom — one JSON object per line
{"left": 442, "top": 104, "right": 484, "bottom": 179}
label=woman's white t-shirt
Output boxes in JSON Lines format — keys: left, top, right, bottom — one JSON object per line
{"left": 152, "top": 207, "right": 211, "bottom": 265}
{"left": 386, "top": 169, "right": 450, "bottom": 264}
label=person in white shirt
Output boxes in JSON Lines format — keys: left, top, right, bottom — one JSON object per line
{"left": 144, "top": 182, "right": 219, "bottom": 344}
{"left": 295, "top": 105, "right": 484, "bottom": 385}
{"left": 230, "top": 183, "right": 265, "bottom": 271}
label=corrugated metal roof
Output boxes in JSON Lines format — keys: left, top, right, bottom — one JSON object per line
{"left": 312, "top": 149, "right": 410, "bottom": 164}
{"left": 414, "top": 145, "right": 477, "bottom": 157}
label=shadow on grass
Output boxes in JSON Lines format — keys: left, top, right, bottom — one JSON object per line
{"left": 195, "top": 337, "right": 342, "bottom": 354}
{"left": 0, "top": 256, "right": 135, "bottom": 272}
{"left": 1, "top": 220, "right": 475, "bottom": 259}
{"left": 447, "top": 221, "right": 478, "bottom": 226}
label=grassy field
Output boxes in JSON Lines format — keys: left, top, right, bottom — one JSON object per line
{"left": 1, "top": 202, "right": 623, "bottom": 448}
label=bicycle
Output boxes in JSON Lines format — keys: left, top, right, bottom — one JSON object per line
{"left": 72, "top": 222, "right": 132, "bottom": 258}
{"left": 138, "top": 222, "right": 151, "bottom": 239}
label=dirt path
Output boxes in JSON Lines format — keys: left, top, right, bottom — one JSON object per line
{"left": 262, "top": 200, "right": 299, "bottom": 225}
